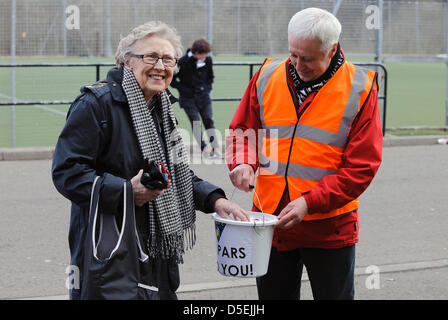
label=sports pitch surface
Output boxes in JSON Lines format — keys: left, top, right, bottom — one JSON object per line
{"left": 1, "top": 57, "right": 446, "bottom": 148}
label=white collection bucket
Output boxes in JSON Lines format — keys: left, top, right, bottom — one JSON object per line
{"left": 212, "top": 211, "right": 278, "bottom": 278}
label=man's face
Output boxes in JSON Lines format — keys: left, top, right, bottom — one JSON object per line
{"left": 288, "top": 36, "right": 337, "bottom": 82}
{"left": 126, "top": 35, "right": 176, "bottom": 102}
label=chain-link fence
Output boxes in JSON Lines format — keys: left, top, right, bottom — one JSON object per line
{"left": 0, "top": 0, "right": 446, "bottom": 147}
{"left": 1, "top": 0, "right": 446, "bottom": 57}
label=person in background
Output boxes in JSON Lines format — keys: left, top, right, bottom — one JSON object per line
{"left": 226, "top": 8, "right": 383, "bottom": 300}
{"left": 171, "top": 38, "right": 223, "bottom": 158}
{"left": 52, "top": 21, "right": 249, "bottom": 300}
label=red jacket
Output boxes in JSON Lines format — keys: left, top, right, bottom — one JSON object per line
{"left": 226, "top": 58, "right": 383, "bottom": 250}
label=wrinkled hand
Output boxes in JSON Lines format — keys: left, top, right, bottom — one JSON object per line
{"left": 131, "top": 169, "right": 165, "bottom": 207}
{"left": 214, "top": 198, "right": 250, "bottom": 221}
{"left": 229, "top": 164, "right": 255, "bottom": 192}
{"left": 276, "top": 197, "right": 308, "bottom": 229}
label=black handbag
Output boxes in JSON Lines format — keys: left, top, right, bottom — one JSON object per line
{"left": 80, "top": 176, "right": 159, "bottom": 300}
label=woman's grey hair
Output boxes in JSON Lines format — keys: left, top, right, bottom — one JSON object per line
{"left": 115, "top": 21, "right": 183, "bottom": 68}
{"left": 288, "top": 7, "right": 341, "bottom": 54}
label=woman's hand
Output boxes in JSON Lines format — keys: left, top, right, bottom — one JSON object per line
{"left": 131, "top": 169, "right": 165, "bottom": 207}
{"left": 214, "top": 198, "right": 250, "bottom": 221}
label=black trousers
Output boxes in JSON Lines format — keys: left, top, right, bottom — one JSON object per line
{"left": 179, "top": 92, "right": 217, "bottom": 150}
{"left": 256, "top": 245, "right": 356, "bottom": 300}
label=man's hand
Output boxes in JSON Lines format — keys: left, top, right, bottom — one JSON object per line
{"left": 214, "top": 198, "right": 250, "bottom": 221}
{"left": 229, "top": 164, "right": 255, "bottom": 192}
{"left": 131, "top": 169, "right": 165, "bottom": 207}
{"left": 276, "top": 197, "right": 308, "bottom": 229}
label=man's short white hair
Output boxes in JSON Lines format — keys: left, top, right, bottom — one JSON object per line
{"left": 288, "top": 7, "right": 341, "bottom": 54}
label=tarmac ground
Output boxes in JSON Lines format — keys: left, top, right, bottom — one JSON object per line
{"left": 0, "top": 135, "right": 447, "bottom": 300}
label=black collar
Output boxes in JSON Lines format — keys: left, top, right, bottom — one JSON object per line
{"left": 106, "top": 67, "right": 128, "bottom": 103}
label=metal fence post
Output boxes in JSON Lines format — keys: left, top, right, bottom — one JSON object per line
{"left": 11, "top": 0, "right": 16, "bottom": 147}
{"left": 332, "top": 0, "right": 344, "bottom": 16}
{"left": 445, "top": 0, "right": 448, "bottom": 127}
{"left": 207, "top": 0, "right": 213, "bottom": 45}
{"left": 237, "top": 0, "right": 241, "bottom": 55}
{"left": 375, "top": 0, "right": 383, "bottom": 64}
{"left": 104, "top": 0, "right": 112, "bottom": 56}
{"left": 62, "top": 0, "right": 67, "bottom": 56}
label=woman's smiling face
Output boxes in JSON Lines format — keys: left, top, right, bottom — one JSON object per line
{"left": 126, "top": 35, "right": 176, "bottom": 102}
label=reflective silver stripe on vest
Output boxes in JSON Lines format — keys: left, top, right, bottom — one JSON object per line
{"left": 337, "top": 66, "right": 369, "bottom": 145}
{"left": 256, "top": 59, "right": 284, "bottom": 128}
{"left": 264, "top": 125, "right": 295, "bottom": 139}
{"left": 259, "top": 153, "right": 337, "bottom": 181}
{"left": 263, "top": 124, "right": 354, "bottom": 147}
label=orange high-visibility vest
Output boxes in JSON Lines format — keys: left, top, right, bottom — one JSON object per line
{"left": 254, "top": 58, "right": 377, "bottom": 221}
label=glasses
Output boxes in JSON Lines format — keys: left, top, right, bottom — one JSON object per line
{"left": 129, "top": 53, "right": 177, "bottom": 67}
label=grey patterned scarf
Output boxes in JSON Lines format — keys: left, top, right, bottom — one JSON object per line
{"left": 122, "top": 67, "right": 196, "bottom": 264}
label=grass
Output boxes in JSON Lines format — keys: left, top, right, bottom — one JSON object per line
{"left": 0, "top": 55, "right": 447, "bottom": 147}
{"left": 383, "top": 62, "right": 446, "bottom": 128}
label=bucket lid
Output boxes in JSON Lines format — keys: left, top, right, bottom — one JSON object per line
{"left": 212, "top": 211, "right": 278, "bottom": 227}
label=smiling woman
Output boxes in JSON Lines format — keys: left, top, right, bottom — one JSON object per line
{"left": 125, "top": 35, "right": 177, "bottom": 103}
{"left": 115, "top": 21, "right": 183, "bottom": 103}
{"left": 51, "top": 20, "right": 250, "bottom": 301}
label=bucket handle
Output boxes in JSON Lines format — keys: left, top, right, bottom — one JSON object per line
{"left": 229, "top": 185, "right": 265, "bottom": 227}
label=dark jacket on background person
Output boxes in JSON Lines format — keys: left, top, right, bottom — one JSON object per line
{"left": 170, "top": 49, "right": 214, "bottom": 99}
{"left": 52, "top": 67, "right": 225, "bottom": 299}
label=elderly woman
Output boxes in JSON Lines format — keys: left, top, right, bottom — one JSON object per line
{"left": 52, "top": 21, "right": 249, "bottom": 300}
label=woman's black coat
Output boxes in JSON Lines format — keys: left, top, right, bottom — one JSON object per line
{"left": 52, "top": 67, "right": 224, "bottom": 299}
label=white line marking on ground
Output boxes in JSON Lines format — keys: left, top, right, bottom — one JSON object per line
{"left": 32, "top": 104, "right": 66, "bottom": 116}
{"left": 0, "top": 93, "right": 12, "bottom": 99}
{"left": 0, "top": 92, "right": 66, "bottom": 116}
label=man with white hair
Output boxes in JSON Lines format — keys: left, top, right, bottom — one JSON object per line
{"left": 226, "top": 8, "right": 383, "bottom": 299}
